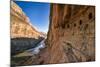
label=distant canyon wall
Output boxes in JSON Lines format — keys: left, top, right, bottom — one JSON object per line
{"left": 11, "top": 1, "right": 45, "bottom": 55}
{"left": 11, "top": 1, "right": 43, "bottom": 39}
{"left": 45, "top": 4, "right": 95, "bottom": 64}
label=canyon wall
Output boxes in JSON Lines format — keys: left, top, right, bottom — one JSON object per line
{"left": 11, "top": 1, "right": 43, "bottom": 39}
{"left": 11, "top": 1, "right": 45, "bottom": 55}
{"left": 45, "top": 4, "right": 95, "bottom": 64}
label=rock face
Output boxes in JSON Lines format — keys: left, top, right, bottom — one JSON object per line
{"left": 11, "top": 1, "right": 95, "bottom": 66}
{"left": 10, "top": 1, "right": 45, "bottom": 55}
{"left": 45, "top": 4, "right": 95, "bottom": 64}
{"left": 11, "top": 1, "right": 42, "bottom": 39}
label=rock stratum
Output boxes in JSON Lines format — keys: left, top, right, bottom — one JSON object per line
{"left": 11, "top": 1, "right": 44, "bottom": 39}
{"left": 11, "top": 1, "right": 45, "bottom": 56}
{"left": 45, "top": 4, "right": 95, "bottom": 64}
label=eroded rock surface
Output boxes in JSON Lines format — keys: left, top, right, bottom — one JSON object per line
{"left": 11, "top": 1, "right": 45, "bottom": 55}
{"left": 45, "top": 4, "right": 95, "bottom": 64}
{"left": 11, "top": 1, "right": 43, "bottom": 39}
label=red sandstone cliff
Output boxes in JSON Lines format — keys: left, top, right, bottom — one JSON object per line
{"left": 45, "top": 4, "right": 95, "bottom": 64}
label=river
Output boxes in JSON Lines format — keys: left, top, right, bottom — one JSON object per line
{"left": 13, "top": 39, "right": 46, "bottom": 57}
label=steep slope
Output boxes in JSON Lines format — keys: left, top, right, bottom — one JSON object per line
{"left": 11, "top": 1, "right": 45, "bottom": 55}
{"left": 45, "top": 4, "right": 95, "bottom": 64}
{"left": 10, "top": 1, "right": 42, "bottom": 39}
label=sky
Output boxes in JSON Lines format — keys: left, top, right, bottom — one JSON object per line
{"left": 14, "top": 1, "right": 50, "bottom": 33}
